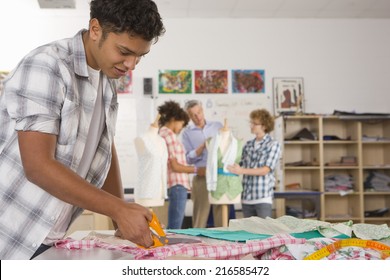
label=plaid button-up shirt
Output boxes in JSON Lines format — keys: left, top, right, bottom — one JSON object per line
{"left": 159, "top": 126, "right": 190, "bottom": 190}
{"left": 0, "top": 30, "right": 119, "bottom": 259}
{"left": 240, "top": 134, "right": 281, "bottom": 201}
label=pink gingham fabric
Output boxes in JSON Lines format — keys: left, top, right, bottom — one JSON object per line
{"left": 55, "top": 234, "right": 306, "bottom": 260}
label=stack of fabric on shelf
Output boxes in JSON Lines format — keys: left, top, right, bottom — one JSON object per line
{"left": 364, "top": 171, "right": 390, "bottom": 192}
{"left": 324, "top": 174, "right": 354, "bottom": 193}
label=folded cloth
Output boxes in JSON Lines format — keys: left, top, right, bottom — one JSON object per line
{"left": 286, "top": 127, "right": 316, "bottom": 141}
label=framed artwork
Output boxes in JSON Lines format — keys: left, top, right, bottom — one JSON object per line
{"left": 158, "top": 70, "right": 192, "bottom": 94}
{"left": 273, "top": 77, "right": 304, "bottom": 115}
{"left": 194, "top": 70, "right": 228, "bottom": 94}
{"left": 0, "top": 71, "right": 9, "bottom": 95}
{"left": 232, "top": 69, "right": 265, "bottom": 93}
{"left": 116, "top": 71, "right": 132, "bottom": 94}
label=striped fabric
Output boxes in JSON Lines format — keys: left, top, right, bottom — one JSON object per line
{"left": 55, "top": 233, "right": 306, "bottom": 260}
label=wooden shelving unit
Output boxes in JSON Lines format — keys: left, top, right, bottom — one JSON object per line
{"left": 279, "top": 115, "right": 390, "bottom": 225}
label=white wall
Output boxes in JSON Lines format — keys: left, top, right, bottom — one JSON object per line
{"left": 137, "top": 18, "right": 390, "bottom": 114}
{"left": 1, "top": 16, "right": 389, "bottom": 113}
{"left": 1, "top": 11, "right": 390, "bottom": 187}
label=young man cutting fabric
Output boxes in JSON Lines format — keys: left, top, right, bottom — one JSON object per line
{"left": 0, "top": 0, "right": 165, "bottom": 259}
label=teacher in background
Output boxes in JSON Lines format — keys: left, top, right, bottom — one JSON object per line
{"left": 227, "top": 109, "right": 281, "bottom": 218}
{"left": 182, "top": 100, "right": 223, "bottom": 228}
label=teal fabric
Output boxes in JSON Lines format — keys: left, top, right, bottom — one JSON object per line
{"left": 289, "top": 230, "right": 349, "bottom": 240}
{"left": 217, "top": 168, "right": 238, "bottom": 176}
{"left": 167, "top": 228, "right": 347, "bottom": 242}
{"left": 168, "top": 228, "right": 271, "bottom": 242}
{"left": 210, "top": 140, "right": 243, "bottom": 200}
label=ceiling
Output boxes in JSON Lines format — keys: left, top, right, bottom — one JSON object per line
{"left": 155, "top": 0, "right": 390, "bottom": 18}
{"left": 22, "top": 0, "right": 390, "bottom": 18}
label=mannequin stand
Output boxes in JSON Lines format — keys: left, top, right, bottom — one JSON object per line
{"left": 221, "top": 204, "right": 229, "bottom": 227}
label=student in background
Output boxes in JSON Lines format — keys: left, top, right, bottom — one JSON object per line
{"left": 181, "top": 100, "right": 224, "bottom": 228}
{"left": 0, "top": 0, "right": 165, "bottom": 259}
{"left": 158, "top": 101, "right": 197, "bottom": 229}
{"left": 227, "top": 109, "right": 281, "bottom": 218}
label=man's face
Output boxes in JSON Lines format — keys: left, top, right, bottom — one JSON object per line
{"left": 87, "top": 20, "right": 152, "bottom": 79}
{"left": 187, "top": 105, "right": 205, "bottom": 127}
{"left": 250, "top": 118, "right": 265, "bottom": 135}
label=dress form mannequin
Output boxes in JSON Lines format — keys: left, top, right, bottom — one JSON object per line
{"left": 134, "top": 114, "right": 168, "bottom": 207}
{"left": 206, "top": 119, "right": 243, "bottom": 226}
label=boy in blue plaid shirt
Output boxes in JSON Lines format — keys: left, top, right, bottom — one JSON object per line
{"left": 227, "top": 109, "right": 281, "bottom": 218}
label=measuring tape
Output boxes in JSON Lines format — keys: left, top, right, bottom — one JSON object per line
{"left": 304, "top": 238, "right": 390, "bottom": 260}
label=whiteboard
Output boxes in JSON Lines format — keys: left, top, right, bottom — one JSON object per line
{"left": 153, "top": 94, "right": 273, "bottom": 142}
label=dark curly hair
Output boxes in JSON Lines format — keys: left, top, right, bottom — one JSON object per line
{"left": 90, "top": 0, "right": 165, "bottom": 42}
{"left": 157, "top": 100, "right": 190, "bottom": 127}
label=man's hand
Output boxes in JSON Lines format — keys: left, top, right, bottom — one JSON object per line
{"left": 196, "top": 166, "right": 206, "bottom": 177}
{"left": 113, "top": 203, "right": 153, "bottom": 248}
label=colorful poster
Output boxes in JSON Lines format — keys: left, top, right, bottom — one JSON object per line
{"left": 232, "top": 69, "right": 265, "bottom": 93}
{"left": 158, "top": 70, "right": 192, "bottom": 94}
{"left": 194, "top": 70, "right": 228, "bottom": 94}
{"left": 116, "top": 71, "right": 133, "bottom": 94}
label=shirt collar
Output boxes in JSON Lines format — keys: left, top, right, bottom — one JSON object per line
{"left": 251, "top": 133, "right": 271, "bottom": 145}
{"left": 72, "top": 29, "right": 89, "bottom": 78}
{"left": 188, "top": 119, "right": 209, "bottom": 130}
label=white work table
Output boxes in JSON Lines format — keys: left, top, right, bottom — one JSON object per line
{"left": 34, "top": 230, "right": 134, "bottom": 260}
{"left": 34, "top": 230, "right": 220, "bottom": 260}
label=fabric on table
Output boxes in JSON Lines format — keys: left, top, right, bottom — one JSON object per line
{"left": 168, "top": 228, "right": 272, "bottom": 242}
{"left": 55, "top": 232, "right": 306, "bottom": 260}
{"left": 352, "top": 223, "right": 390, "bottom": 241}
{"left": 168, "top": 228, "right": 338, "bottom": 241}
{"left": 285, "top": 237, "right": 390, "bottom": 260}
{"left": 54, "top": 230, "right": 390, "bottom": 260}
{"left": 233, "top": 215, "right": 390, "bottom": 241}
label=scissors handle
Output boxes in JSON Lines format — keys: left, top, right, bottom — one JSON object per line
{"left": 138, "top": 211, "right": 168, "bottom": 249}
{"left": 149, "top": 212, "right": 166, "bottom": 237}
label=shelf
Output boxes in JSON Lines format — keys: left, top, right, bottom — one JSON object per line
{"left": 324, "top": 166, "right": 359, "bottom": 170}
{"left": 324, "top": 192, "right": 360, "bottom": 195}
{"left": 285, "top": 141, "right": 320, "bottom": 144}
{"left": 280, "top": 115, "right": 390, "bottom": 226}
{"left": 323, "top": 140, "right": 359, "bottom": 144}
{"left": 363, "top": 166, "right": 390, "bottom": 169}
{"left": 285, "top": 166, "right": 320, "bottom": 170}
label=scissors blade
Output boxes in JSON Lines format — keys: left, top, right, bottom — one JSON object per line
{"left": 165, "top": 237, "right": 201, "bottom": 245}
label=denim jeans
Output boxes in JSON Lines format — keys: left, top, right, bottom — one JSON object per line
{"left": 242, "top": 203, "right": 272, "bottom": 218}
{"left": 167, "top": 185, "right": 188, "bottom": 229}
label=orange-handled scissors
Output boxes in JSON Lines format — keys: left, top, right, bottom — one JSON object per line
{"left": 139, "top": 211, "right": 169, "bottom": 249}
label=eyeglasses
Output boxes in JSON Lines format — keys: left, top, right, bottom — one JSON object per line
{"left": 249, "top": 121, "right": 262, "bottom": 126}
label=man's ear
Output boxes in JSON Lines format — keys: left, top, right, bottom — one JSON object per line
{"left": 89, "top": 18, "right": 102, "bottom": 41}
